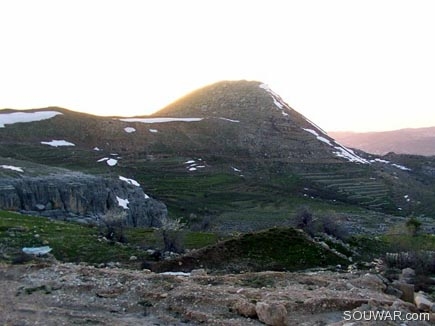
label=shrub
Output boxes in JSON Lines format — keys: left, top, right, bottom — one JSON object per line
{"left": 319, "top": 214, "right": 349, "bottom": 241}
{"left": 188, "top": 213, "right": 212, "bottom": 231}
{"left": 158, "top": 216, "right": 185, "bottom": 254}
{"left": 99, "top": 209, "right": 127, "bottom": 243}
{"left": 292, "top": 206, "right": 316, "bottom": 236}
{"left": 290, "top": 207, "right": 348, "bottom": 240}
{"left": 405, "top": 216, "right": 422, "bottom": 236}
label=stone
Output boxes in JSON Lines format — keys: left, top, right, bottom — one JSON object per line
{"left": 234, "top": 300, "right": 257, "bottom": 318}
{"left": 35, "top": 204, "right": 45, "bottom": 211}
{"left": 351, "top": 273, "right": 386, "bottom": 292}
{"left": 414, "top": 292, "right": 434, "bottom": 312}
{"left": 391, "top": 299, "right": 419, "bottom": 313}
{"left": 385, "top": 285, "right": 403, "bottom": 298}
{"left": 256, "top": 302, "right": 287, "bottom": 326}
{"left": 392, "top": 281, "right": 415, "bottom": 303}
{"left": 191, "top": 269, "right": 207, "bottom": 277}
{"left": 400, "top": 267, "right": 416, "bottom": 284}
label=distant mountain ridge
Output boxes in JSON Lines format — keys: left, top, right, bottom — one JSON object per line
{"left": 329, "top": 127, "right": 435, "bottom": 156}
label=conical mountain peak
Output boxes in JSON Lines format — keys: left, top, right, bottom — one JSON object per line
{"left": 153, "top": 80, "right": 298, "bottom": 122}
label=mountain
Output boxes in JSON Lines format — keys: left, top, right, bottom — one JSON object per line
{"left": 1, "top": 80, "right": 435, "bottom": 232}
{"left": 329, "top": 127, "right": 435, "bottom": 156}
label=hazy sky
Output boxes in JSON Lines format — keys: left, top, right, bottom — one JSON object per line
{"left": 1, "top": 0, "right": 434, "bottom": 132}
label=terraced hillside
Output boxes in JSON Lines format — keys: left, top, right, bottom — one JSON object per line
{"left": 300, "top": 169, "right": 390, "bottom": 210}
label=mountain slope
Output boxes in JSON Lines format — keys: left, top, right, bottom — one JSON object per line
{"left": 148, "top": 80, "right": 366, "bottom": 163}
{"left": 1, "top": 81, "right": 435, "bottom": 230}
{"left": 329, "top": 127, "right": 435, "bottom": 156}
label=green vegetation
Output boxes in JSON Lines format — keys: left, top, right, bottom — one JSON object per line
{"left": 153, "top": 227, "right": 350, "bottom": 273}
{"left": 0, "top": 210, "right": 219, "bottom": 266}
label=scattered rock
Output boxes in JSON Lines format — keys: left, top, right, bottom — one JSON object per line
{"left": 400, "top": 267, "right": 416, "bottom": 284}
{"left": 391, "top": 280, "right": 415, "bottom": 303}
{"left": 256, "top": 302, "right": 287, "bottom": 326}
{"left": 385, "top": 284, "right": 403, "bottom": 298}
{"left": 350, "top": 273, "right": 386, "bottom": 292}
{"left": 0, "top": 263, "right": 430, "bottom": 325}
{"left": 414, "top": 292, "right": 435, "bottom": 312}
{"left": 234, "top": 300, "right": 257, "bottom": 318}
{"left": 191, "top": 269, "right": 207, "bottom": 277}
{"left": 35, "top": 204, "right": 45, "bottom": 211}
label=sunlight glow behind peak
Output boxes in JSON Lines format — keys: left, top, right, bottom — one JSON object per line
{"left": 1, "top": 0, "right": 435, "bottom": 132}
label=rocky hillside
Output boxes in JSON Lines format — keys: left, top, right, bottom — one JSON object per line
{"left": 329, "top": 127, "right": 435, "bottom": 156}
{"left": 1, "top": 80, "right": 435, "bottom": 228}
{"left": 0, "top": 159, "right": 167, "bottom": 227}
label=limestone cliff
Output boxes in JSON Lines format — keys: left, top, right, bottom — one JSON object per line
{"left": 0, "top": 172, "right": 167, "bottom": 227}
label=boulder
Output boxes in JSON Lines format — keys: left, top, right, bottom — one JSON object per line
{"left": 256, "top": 302, "right": 287, "bottom": 326}
{"left": 234, "top": 300, "right": 257, "bottom": 318}
{"left": 350, "top": 273, "right": 386, "bottom": 292}
{"left": 400, "top": 268, "right": 416, "bottom": 284}
{"left": 391, "top": 281, "right": 415, "bottom": 303}
{"left": 414, "top": 292, "right": 434, "bottom": 312}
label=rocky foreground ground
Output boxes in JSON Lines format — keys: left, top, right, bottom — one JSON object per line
{"left": 0, "top": 260, "right": 433, "bottom": 326}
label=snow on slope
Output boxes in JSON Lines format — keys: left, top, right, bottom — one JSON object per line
{"left": 41, "top": 140, "right": 75, "bottom": 147}
{"left": 0, "top": 111, "right": 62, "bottom": 127}
{"left": 302, "top": 128, "right": 369, "bottom": 164}
{"left": 370, "top": 158, "right": 412, "bottom": 171}
{"left": 97, "top": 157, "right": 118, "bottom": 166}
{"left": 119, "top": 176, "right": 140, "bottom": 186}
{"left": 124, "top": 127, "right": 136, "bottom": 133}
{"left": 259, "top": 83, "right": 292, "bottom": 117}
{"left": 116, "top": 196, "right": 129, "bottom": 209}
{"left": 259, "top": 83, "right": 369, "bottom": 164}
{"left": 219, "top": 117, "right": 240, "bottom": 123}
{"left": 1, "top": 165, "right": 24, "bottom": 172}
{"left": 119, "top": 118, "right": 203, "bottom": 123}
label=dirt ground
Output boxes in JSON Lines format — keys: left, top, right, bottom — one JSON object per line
{"left": 0, "top": 261, "right": 432, "bottom": 326}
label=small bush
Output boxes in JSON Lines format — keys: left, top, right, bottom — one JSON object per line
{"left": 158, "top": 216, "right": 185, "bottom": 254}
{"left": 99, "top": 209, "right": 127, "bottom": 243}
{"left": 319, "top": 214, "right": 349, "bottom": 241}
{"left": 188, "top": 214, "right": 212, "bottom": 231}
{"left": 292, "top": 206, "right": 315, "bottom": 236}
{"left": 405, "top": 216, "right": 422, "bottom": 236}
{"left": 161, "top": 229, "right": 185, "bottom": 253}
{"left": 290, "top": 207, "right": 348, "bottom": 240}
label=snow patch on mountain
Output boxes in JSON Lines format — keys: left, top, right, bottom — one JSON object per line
{"left": 124, "top": 127, "right": 136, "bottom": 133}
{"left": 302, "top": 128, "right": 369, "bottom": 164}
{"left": 1, "top": 165, "right": 24, "bottom": 172}
{"left": 41, "top": 140, "right": 75, "bottom": 147}
{"left": 0, "top": 111, "right": 62, "bottom": 128}
{"left": 119, "top": 176, "right": 140, "bottom": 187}
{"left": 119, "top": 117, "right": 203, "bottom": 123}
{"left": 369, "top": 158, "right": 412, "bottom": 171}
{"left": 116, "top": 196, "right": 129, "bottom": 209}
{"left": 259, "top": 84, "right": 292, "bottom": 114}
{"left": 219, "top": 117, "right": 240, "bottom": 123}
{"left": 183, "top": 158, "right": 206, "bottom": 172}
{"left": 97, "top": 157, "right": 118, "bottom": 166}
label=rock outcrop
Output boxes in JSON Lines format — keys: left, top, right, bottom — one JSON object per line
{"left": 0, "top": 172, "right": 167, "bottom": 227}
{"left": 1, "top": 263, "right": 432, "bottom": 325}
